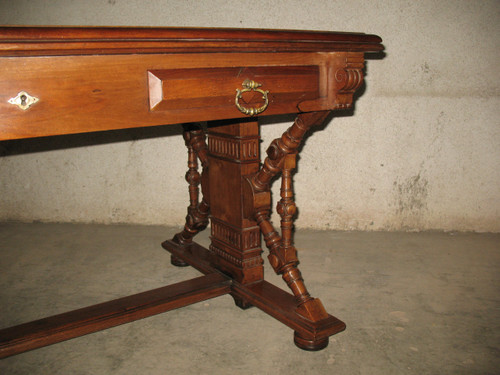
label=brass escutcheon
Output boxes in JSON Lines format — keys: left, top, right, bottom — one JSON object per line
{"left": 8, "top": 91, "right": 39, "bottom": 110}
{"left": 235, "top": 79, "right": 269, "bottom": 116}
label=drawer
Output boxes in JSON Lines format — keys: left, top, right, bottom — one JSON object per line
{"left": 148, "top": 66, "right": 320, "bottom": 115}
{"left": 0, "top": 53, "right": 330, "bottom": 140}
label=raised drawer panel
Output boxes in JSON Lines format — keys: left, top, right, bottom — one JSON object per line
{"left": 148, "top": 66, "right": 319, "bottom": 113}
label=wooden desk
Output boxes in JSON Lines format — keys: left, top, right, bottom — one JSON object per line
{"left": 0, "top": 26, "right": 382, "bottom": 357}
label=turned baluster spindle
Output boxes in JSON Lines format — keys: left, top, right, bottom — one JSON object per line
{"left": 278, "top": 153, "right": 297, "bottom": 254}
{"left": 282, "top": 265, "right": 312, "bottom": 305}
{"left": 186, "top": 139, "right": 200, "bottom": 211}
{"left": 189, "top": 127, "right": 209, "bottom": 168}
{"left": 189, "top": 127, "right": 210, "bottom": 225}
{"left": 250, "top": 111, "right": 330, "bottom": 308}
{"left": 255, "top": 210, "right": 283, "bottom": 268}
{"left": 173, "top": 125, "right": 210, "bottom": 246}
{"left": 252, "top": 112, "right": 328, "bottom": 192}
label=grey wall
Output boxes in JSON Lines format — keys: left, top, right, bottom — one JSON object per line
{"left": 1, "top": 0, "right": 499, "bottom": 232}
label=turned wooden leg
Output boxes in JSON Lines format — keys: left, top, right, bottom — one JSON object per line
{"left": 162, "top": 114, "right": 344, "bottom": 351}
{"left": 170, "top": 124, "right": 210, "bottom": 259}
{"left": 244, "top": 111, "right": 339, "bottom": 350}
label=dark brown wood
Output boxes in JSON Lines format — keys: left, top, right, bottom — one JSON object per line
{"left": 148, "top": 66, "right": 320, "bottom": 112}
{"left": 243, "top": 111, "right": 333, "bottom": 326}
{"left": 0, "top": 27, "right": 381, "bottom": 140}
{"left": 162, "top": 240, "right": 218, "bottom": 275}
{"left": 231, "top": 281, "right": 346, "bottom": 350}
{"left": 162, "top": 238, "right": 345, "bottom": 350}
{"left": 0, "top": 26, "right": 382, "bottom": 356}
{"left": 172, "top": 123, "right": 210, "bottom": 247}
{"left": 0, "top": 26, "right": 383, "bottom": 57}
{"left": 0, "top": 273, "right": 231, "bottom": 359}
{"left": 206, "top": 120, "right": 265, "bottom": 287}
{"left": 0, "top": 52, "right": 359, "bottom": 140}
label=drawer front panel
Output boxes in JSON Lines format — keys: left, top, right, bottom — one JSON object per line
{"left": 0, "top": 52, "right": 336, "bottom": 140}
{"left": 148, "top": 66, "right": 320, "bottom": 113}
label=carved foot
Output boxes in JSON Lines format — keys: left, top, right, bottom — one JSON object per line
{"left": 170, "top": 255, "right": 190, "bottom": 267}
{"left": 294, "top": 331, "right": 329, "bottom": 351}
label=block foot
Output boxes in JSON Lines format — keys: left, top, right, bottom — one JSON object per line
{"left": 293, "top": 331, "right": 329, "bottom": 351}
{"left": 232, "top": 295, "right": 254, "bottom": 310}
{"left": 170, "top": 255, "right": 190, "bottom": 267}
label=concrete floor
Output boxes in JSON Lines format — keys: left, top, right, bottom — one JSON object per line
{"left": 0, "top": 223, "right": 498, "bottom": 374}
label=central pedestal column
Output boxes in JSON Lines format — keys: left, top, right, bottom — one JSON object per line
{"left": 206, "top": 120, "right": 264, "bottom": 294}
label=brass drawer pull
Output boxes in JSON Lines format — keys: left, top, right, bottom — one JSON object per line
{"left": 235, "top": 79, "right": 269, "bottom": 116}
{"left": 8, "top": 91, "right": 39, "bottom": 110}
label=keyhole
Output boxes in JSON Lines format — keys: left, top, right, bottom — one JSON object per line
{"left": 8, "top": 92, "right": 38, "bottom": 110}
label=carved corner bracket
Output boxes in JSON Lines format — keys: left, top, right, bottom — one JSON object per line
{"left": 296, "top": 53, "right": 366, "bottom": 113}
{"left": 333, "top": 53, "right": 365, "bottom": 110}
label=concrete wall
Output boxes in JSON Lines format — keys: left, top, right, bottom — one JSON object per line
{"left": 1, "top": 0, "right": 499, "bottom": 232}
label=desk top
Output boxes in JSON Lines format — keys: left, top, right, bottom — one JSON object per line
{"left": 0, "top": 26, "right": 383, "bottom": 56}
{"left": 0, "top": 27, "right": 382, "bottom": 140}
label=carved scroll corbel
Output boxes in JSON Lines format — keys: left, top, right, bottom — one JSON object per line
{"left": 334, "top": 54, "right": 365, "bottom": 109}
{"left": 244, "top": 111, "right": 331, "bottom": 322}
